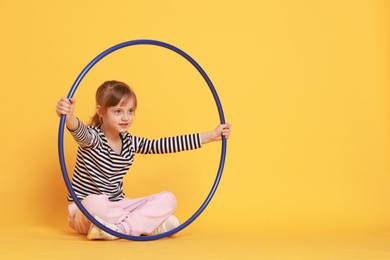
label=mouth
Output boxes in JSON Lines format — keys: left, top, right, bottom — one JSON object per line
{"left": 119, "top": 123, "right": 128, "bottom": 128}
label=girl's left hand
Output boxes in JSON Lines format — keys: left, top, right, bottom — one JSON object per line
{"left": 213, "top": 123, "right": 232, "bottom": 141}
{"left": 201, "top": 123, "right": 232, "bottom": 144}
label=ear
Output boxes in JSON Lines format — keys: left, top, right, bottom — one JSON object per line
{"left": 96, "top": 105, "right": 103, "bottom": 117}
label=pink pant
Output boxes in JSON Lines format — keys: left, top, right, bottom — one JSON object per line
{"left": 68, "top": 191, "right": 177, "bottom": 236}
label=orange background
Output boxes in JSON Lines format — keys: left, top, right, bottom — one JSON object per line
{"left": 0, "top": 0, "right": 389, "bottom": 239}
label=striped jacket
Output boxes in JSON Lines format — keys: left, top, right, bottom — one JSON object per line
{"left": 67, "top": 120, "right": 202, "bottom": 202}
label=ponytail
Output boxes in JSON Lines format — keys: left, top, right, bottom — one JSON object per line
{"left": 89, "top": 113, "right": 102, "bottom": 127}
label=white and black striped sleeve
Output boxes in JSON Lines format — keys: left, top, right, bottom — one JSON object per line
{"left": 133, "top": 134, "right": 202, "bottom": 154}
{"left": 68, "top": 119, "right": 99, "bottom": 149}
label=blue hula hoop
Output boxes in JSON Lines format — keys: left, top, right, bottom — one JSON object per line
{"left": 58, "top": 39, "right": 227, "bottom": 241}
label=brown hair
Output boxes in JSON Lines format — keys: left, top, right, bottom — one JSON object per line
{"left": 89, "top": 80, "right": 137, "bottom": 127}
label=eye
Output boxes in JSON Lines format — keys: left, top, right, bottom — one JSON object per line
{"left": 114, "top": 109, "right": 122, "bottom": 114}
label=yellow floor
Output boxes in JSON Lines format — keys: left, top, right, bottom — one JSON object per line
{"left": 2, "top": 226, "right": 390, "bottom": 259}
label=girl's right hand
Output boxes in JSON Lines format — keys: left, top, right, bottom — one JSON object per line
{"left": 56, "top": 97, "right": 75, "bottom": 117}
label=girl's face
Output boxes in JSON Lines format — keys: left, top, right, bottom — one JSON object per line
{"left": 99, "top": 98, "right": 136, "bottom": 134}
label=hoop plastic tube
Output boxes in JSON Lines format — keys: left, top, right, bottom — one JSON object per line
{"left": 58, "top": 39, "right": 227, "bottom": 241}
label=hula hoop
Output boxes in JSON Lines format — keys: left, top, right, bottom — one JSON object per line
{"left": 58, "top": 39, "right": 227, "bottom": 241}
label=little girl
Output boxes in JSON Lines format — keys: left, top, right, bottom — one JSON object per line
{"left": 56, "top": 80, "right": 231, "bottom": 240}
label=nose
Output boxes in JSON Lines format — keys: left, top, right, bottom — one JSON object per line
{"left": 122, "top": 112, "right": 129, "bottom": 121}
